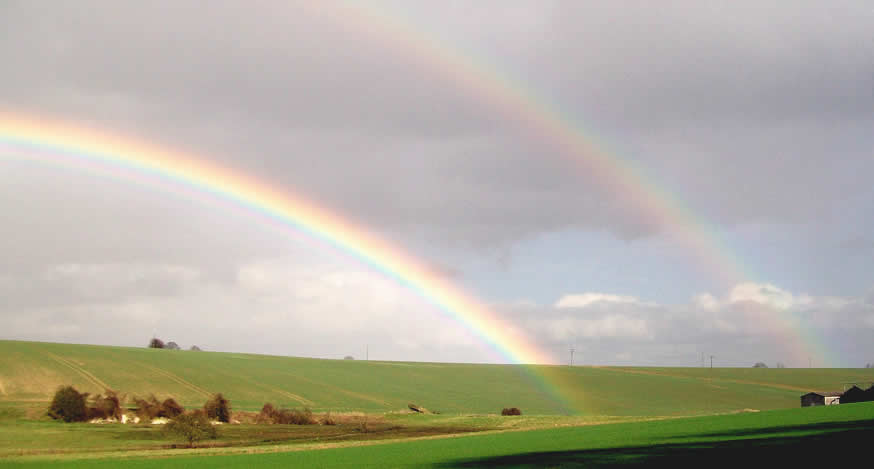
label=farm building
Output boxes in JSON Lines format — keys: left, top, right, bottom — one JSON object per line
{"left": 803, "top": 385, "right": 874, "bottom": 407}
{"left": 800, "top": 391, "right": 841, "bottom": 407}
{"left": 840, "top": 385, "right": 871, "bottom": 404}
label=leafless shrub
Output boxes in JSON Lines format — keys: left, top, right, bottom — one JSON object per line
{"left": 256, "top": 403, "right": 317, "bottom": 425}
{"left": 257, "top": 403, "right": 278, "bottom": 424}
{"left": 159, "top": 398, "right": 185, "bottom": 418}
{"left": 204, "top": 393, "right": 231, "bottom": 423}
{"left": 133, "top": 395, "right": 162, "bottom": 420}
{"left": 89, "top": 389, "right": 124, "bottom": 420}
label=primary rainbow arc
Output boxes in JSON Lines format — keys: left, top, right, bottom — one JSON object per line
{"left": 0, "top": 115, "right": 556, "bottom": 371}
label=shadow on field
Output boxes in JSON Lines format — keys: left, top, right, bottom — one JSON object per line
{"left": 437, "top": 420, "right": 874, "bottom": 468}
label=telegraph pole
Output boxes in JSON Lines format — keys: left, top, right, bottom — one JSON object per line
{"left": 366, "top": 345, "right": 369, "bottom": 361}
{"left": 710, "top": 355, "right": 714, "bottom": 369}
{"left": 569, "top": 347, "right": 575, "bottom": 366}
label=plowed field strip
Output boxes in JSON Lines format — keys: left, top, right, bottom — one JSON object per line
{"left": 45, "top": 353, "right": 110, "bottom": 390}
{"left": 136, "top": 363, "right": 211, "bottom": 398}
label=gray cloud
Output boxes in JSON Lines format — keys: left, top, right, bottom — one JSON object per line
{"left": 1, "top": 1, "right": 873, "bottom": 363}
{"left": 502, "top": 282, "right": 874, "bottom": 367}
{"left": 3, "top": 0, "right": 872, "bottom": 245}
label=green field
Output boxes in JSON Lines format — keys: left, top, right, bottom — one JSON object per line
{"left": 2, "top": 340, "right": 873, "bottom": 467}
{"left": 2, "top": 340, "right": 872, "bottom": 416}
{"left": 3, "top": 402, "right": 873, "bottom": 467}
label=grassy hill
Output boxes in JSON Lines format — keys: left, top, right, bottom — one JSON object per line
{"left": 1, "top": 340, "right": 872, "bottom": 416}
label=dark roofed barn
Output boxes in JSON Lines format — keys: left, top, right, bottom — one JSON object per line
{"left": 801, "top": 391, "right": 842, "bottom": 407}
{"left": 801, "top": 392, "right": 824, "bottom": 407}
{"left": 841, "top": 386, "right": 868, "bottom": 404}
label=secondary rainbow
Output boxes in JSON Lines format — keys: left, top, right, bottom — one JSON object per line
{"left": 310, "top": 3, "right": 833, "bottom": 366}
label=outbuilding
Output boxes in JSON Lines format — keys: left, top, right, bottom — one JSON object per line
{"left": 800, "top": 391, "right": 841, "bottom": 407}
{"left": 841, "top": 385, "right": 869, "bottom": 404}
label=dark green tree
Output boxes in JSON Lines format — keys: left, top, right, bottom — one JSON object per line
{"left": 48, "top": 385, "right": 88, "bottom": 422}
{"left": 164, "top": 412, "right": 217, "bottom": 447}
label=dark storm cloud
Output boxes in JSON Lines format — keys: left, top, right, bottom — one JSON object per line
{"left": 2, "top": 0, "right": 871, "bottom": 246}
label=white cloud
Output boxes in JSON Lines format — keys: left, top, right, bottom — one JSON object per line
{"left": 500, "top": 282, "right": 874, "bottom": 366}
{"left": 692, "top": 293, "right": 719, "bottom": 312}
{"left": 727, "top": 282, "right": 797, "bottom": 310}
{"left": 558, "top": 315, "right": 650, "bottom": 340}
{"left": 555, "top": 293, "right": 642, "bottom": 309}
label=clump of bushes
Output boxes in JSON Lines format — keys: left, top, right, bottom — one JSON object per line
{"left": 148, "top": 338, "right": 165, "bottom": 349}
{"left": 48, "top": 386, "right": 128, "bottom": 422}
{"left": 501, "top": 407, "right": 522, "bottom": 416}
{"left": 204, "top": 393, "right": 231, "bottom": 423}
{"left": 256, "top": 403, "right": 317, "bottom": 425}
{"left": 164, "top": 410, "right": 217, "bottom": 448}
{"left": 159, "top": 398, "right": 185, "bottom": 418}
{"left": 256, "top": 403, "right": 278, "bottom": 424}
{"left": 48, "top": 385, "right": 190, "bottom": 424}
{"left": 133, "top": 395, "right": 162, "bottom": 420}
{"left": 284, "top": 408, "right": 316, "bottom": 425}
{"left": 48, "top": 385, "right": 88, "bottom": 422}
{"left": 133, "top": 394, "right": 185, "bottom": 420}
{"left": 321, "top": 411, "right": 336, "bottom": 426}
{"left": 88, "top": 389, "right": 124, "bottom": 420}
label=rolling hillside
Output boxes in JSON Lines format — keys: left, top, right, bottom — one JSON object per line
{"left": 2, "top": 341, "right": 872, "bottom": 415}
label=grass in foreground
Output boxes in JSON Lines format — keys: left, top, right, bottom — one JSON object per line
{"left": 3, "top": 403, "right": 872, "bottom": 468}
{"left": 0, "top": 401, "right": 633, "bottom": 460}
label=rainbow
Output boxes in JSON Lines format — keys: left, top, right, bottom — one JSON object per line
{"left": 304, "top": 2, "right": 833, "bottom": 367}
{"left": 0, "top": 7, "right": 835, "bottom": 377}
{"left": 1, "top": 114, "right": 578, "bottom": 412}
{"left": 0, "top": 114, "right": 555, "bottom": 362}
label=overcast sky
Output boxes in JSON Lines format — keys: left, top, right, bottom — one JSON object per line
{"left": 2, "top": 1, "right": 873, "bottom": 367}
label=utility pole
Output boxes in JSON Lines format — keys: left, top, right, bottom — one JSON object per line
{"left": 366, "top": 345, "right": 369, "bottom": 361}
{"left": 710, "top": 355, "right": 714, "bottom": 369}
{"left": 569, "top": 347, "right": 575, "bottom": 367}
